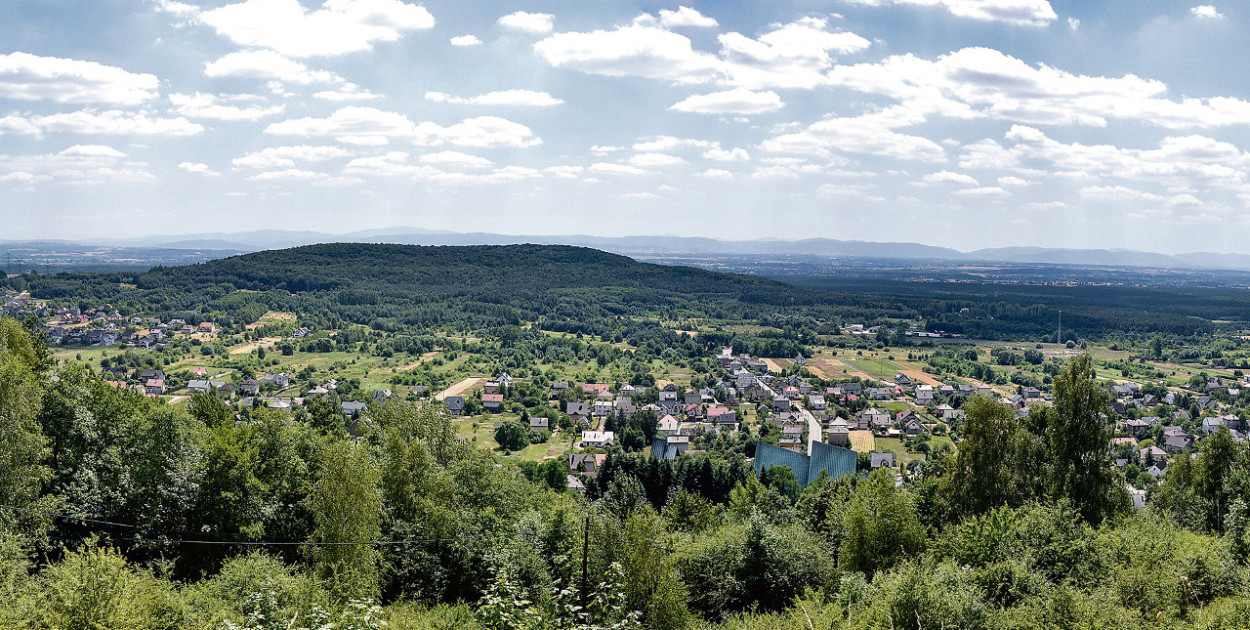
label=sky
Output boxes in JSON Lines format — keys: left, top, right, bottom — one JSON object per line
{"left": 3, "top": 0, "right": 1250, "bottom": 254}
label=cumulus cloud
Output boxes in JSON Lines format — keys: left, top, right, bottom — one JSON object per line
{"left": 419, "top": 151, "right": 493, "bottom": 168}
{"left": 204, "top": 50, "right": 344, "bottom": 85}
{"left": 703, "top": 147, "right": 750, "bottom": 162}
{"left": 701, "top": 168, "right": 734, "bottom": 179}
{"left": 0, "top": 52, "right": 158, "bottom": 104}
{"left": 824, "top": 46, "right": 1250, "bottom": 129}
{"left": 425, "top": 89, "right": 563, "bottom": 106}
{"left": 265, "top": 107, "right": 542, "bottom": 148}
{"left": 232, "top": 145, "right": 353, "bottom": 169}
{"left": 535, "top": 16, "right": 869, "bottom": 90}
{"left": 845, "top": 0, "right": 1057, "bottom": 26}
{"left": 498, "top": 11, "right": 554, "bottom": 33}
{"left": 922, "top": 170, "right": 979, "bottom": 185}
{"left": 0, "top": 144, "right": 153, "bottom": 183}
{"left": 588, "top": 162, "right": 648, "bottom": 175}
{"left": 628, "top": 152, "right": 686, "bottom": 167}
{"left": 632, "top": 136, "right": 715, "bottom": 151}
{"left": 762, "top": 106, "right": 947, "bottom": 161}
{"left": 450, "top": 34, "right": 482, "bottom": 46}
{"left": 671, "top": 88, "right": 783, "bottom": 114}
{"left": 178, "top": 162, "right": 219, "bottom": 175}
{"left": 199, "top": 0, "right": 435, "bottom": 57}
{"left": 1190, "top": 5, "right": 1224, "bottom": 19}
{"left": 313, "top": 84, "right": 382, "bottom": 101}
{"left": 657, "top": 7, "right": 718, "bottom": 28}
{"left": 1, "top": 110, "right": 204, "bottom": 136}
{"left": 170, "top": 92, "right": 285, "bottom": 121}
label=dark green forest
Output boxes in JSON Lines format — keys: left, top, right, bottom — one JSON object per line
{"left": 4, "top": 243, "right": 1245, "bottom": 341}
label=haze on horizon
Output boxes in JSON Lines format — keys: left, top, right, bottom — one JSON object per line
{"left": 3, "top": 0, "right": 1250, "bottom": 255}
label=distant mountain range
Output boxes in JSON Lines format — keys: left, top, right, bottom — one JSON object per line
{"left": 6, "top": 228, "right": 1250, "bottom": 272}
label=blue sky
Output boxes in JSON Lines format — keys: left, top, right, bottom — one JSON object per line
{"left": 2, "top": 0, "right": 1249, "bottom": 253}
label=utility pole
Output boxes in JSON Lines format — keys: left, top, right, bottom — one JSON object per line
{"left": 1057, "top": 310, "right": 1062, "bottom": 345}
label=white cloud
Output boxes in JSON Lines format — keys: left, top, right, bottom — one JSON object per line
{"left": 997, "top": 176, "right": 1032, "bottom": 186}
{"left": 628, "top": 153, "right": 686, "bottom": 167}
{"left": 1190, "top": 5, "right": 1224, "bottom": 19}
{"left": 313, "top": 84, "right": 382, "bottom": 101}
{"left": 178, "top": 162, "right": 219, "bottom": 176}
{"left": 412, "top": 116, "right": 542, "bottom": 148}
{"left": 0, "top": 52, "right": 159, "bottom": 105}
{"left": 922, "top": 170, "right": 978, "bottom": 185}
{"left": 718, "top": 17, "right": 872, "bottom": 89}
{"left": 7, "top": 110, "right": 204, "bottom": 136}
{"left": 590, "top": 145, "right": 623, "bottom": 154}
{"left": 762, "top": 106, "right": 947, "bottom": 161}
{"left": 425, "top": 89, "right": 564, "bottom": 106}
{"left": 954, "top": 186, "right": 1008, "bottom": 196}
{"left": 536, "top": 24, "right": 722, "bottom": 84}
{"left": 170, "top": 92, "right": 285, "bottom": 121}
{"left": 701, "top": 168, "right": 733, "bottom": 179}
{"left": 545, "top": 165, "right": 584, "bottom": 179}
{"left": 632, "top": 136, "right": 715, "bottom": 152}
{"left": 0, "top": 116, "right": 42, "bottom": 137}
{"left": 658, "top": 7, "right": 718, "bottom": 28}
{"left": 199, "top": 0, "right": 435, "bottom": 57}
{"left": 204, "top": 50, "right": 343, "bottom": 85}
{"left": 0, "top": 144, "right": 153, "bottom": 183}
{"left": 671, "top": 88, "right": 783, "bottom": 114}
{"left": 1067, "top": 17, "right": 1080, "bottom": 30}
{"left": 703, "top": 147, "right": 750, "bottom": 162}
{"left": 825, "top": 46, "right": 1250, "bottom": 129}
{"left": 535, "top": 17, "right": 869, "bottom": 90}
{"left": 589, "top": 162, "right": 647, "bottom": 175}
{"left": 450, "top": 34, "right": 482, "bottom": 46}
{"left": 419, "top": 151, "right": 493, "bottom": 168}
{"left": 845, "top": 0, "right": 1057, "bottom": 27}
{"left": 622, "top": 191, "right": 659, "bottom": 199}
{"left": 498, "top": 11, "right": 554, "bottom": 33}
{"left": 233, "top": 145, "right": 353, "bottom": 169}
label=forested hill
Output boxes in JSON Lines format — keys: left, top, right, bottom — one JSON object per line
{"left": 136, "top": 243, "right": 787, "bottom": 298}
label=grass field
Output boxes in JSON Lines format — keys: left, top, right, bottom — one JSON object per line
{"left": 846, "top": 357, "right": 902, "bottom": 380}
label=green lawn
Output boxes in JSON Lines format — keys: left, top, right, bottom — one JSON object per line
{"left": 847, "top": 357, "right": 902, "bottom": 380}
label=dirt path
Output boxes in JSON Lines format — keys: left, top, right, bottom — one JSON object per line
{"left": 438, "top": 377, "right": 485, "bottom": 401}
{"left": 898, "top": 368, "right": 944, "bottom": 387}
{"left": 166, "top": 396, "right": 188, "bottom": 405}
{"left": 398, "top": 351, "right": 438, "bottom": 371}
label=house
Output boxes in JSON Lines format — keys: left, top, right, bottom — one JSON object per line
{"left": 483, "top": 381, "right": 500, "bottom": 395}
{"left": 263, "top": 373, "right": 291, "bottom": 389}
{"left": 145, "top": 379, "right": 166, "bottom": 396}
{"left": 658, "top": 383, "right": 680, "bottom": 403}
{"left": 568, "top": 453, "right": 608, "bottom": 476}
{"left": 188, "top": 380, "right": 226, "bottom": 394}
{"left": 140, "top": 369, "right": 166, "bottom": 382}
{"left": 551, "top": 381, "right": 570, "bottom": 395}
{"left": 529, "top": 417, "right": 549, "bottom": 430}
{"left": 1164, "top": 434, "right": 1192, "bottom": 451}
{"left": 870, "top": 452, "right": 897, "bottom": 469}
{"left": 663, "top": 435, "right": 690, "bottom": 458}
{"left": 827, "top": 418, "right": 851, "bottom": 447}
{"left": 839, "top": 382, "right": 863, "bottom": 395}
{"left": 1109, "top": 437, "right": 1139, "bottom": 449}
{"left": 582, "top": 383, "right": 610, "bottom": 396}
{"left": 342, "top": 401, "right": 368, "bottom": 415}
{"left": 914, "top": 385, "right": 934, "bottom": 405}
{"left": 858, "top": 407, "right": 891, "bottom": 432}
{"left": 240, "top": 379, "right": 260, "bottom": 395}
{"left": 1202, "top": 417, "right": 1226, "bottom": 435}
{"left": 772, "top": 395, "right": 791, "bottom": 413}
{"left": 975, "top": 384, "right": 994, "bottom": 396}
{"left": 482, "top": 393, "right": 504, "bottom": 412}
{"left": 658, "top": 415, "right": 680, "bottom": 437}
{"left": 593, "top": 400, "right": 614, "bottom": 418}
{"left": 901, "top": 415, "right": 925, "bottom": 436}
{"left": 936, "top": 404, "right": 959, "bottom": 421}
{"left": 198, "top": 322, "right": 216, "bottom": 335}
{"left": 580, "top": 431, "right": 615, "bottom": 448}
{"left": 808, "top": 394, "right": 827, "bottom": 411}
{"left": 684, "top": 390, "right": 702, "bottom": 405}
{"left": 1125, "top": 418, "right": 1151, "bottom": 438}
{"left": 894, "top": 373, "right": 912, "bottom": 386}
{"left": 445, "top": 396, "right": 466, "bottom": 415}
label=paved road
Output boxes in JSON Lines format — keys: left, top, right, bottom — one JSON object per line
{"left": 797, "top": 404, "right": 822, "bottom": 455}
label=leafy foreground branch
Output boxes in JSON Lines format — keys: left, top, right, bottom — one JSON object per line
{"left": 5, "top": 317, "right": 1250, "bottom": 629}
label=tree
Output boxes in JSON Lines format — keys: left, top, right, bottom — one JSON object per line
{"left": 1041, "top": 354, "right": 1128, "bottom": 523}
{"left": 946, "top": 396, "right": 1033, "bottom": 516}
{"left": 495, "top": 420, "right": 530, "bottom": 452}
{"left": 0, "top": 317, "right": 51, "bottom": 517}
{"left": 840, "top": 468, "right": 925, "bottom": 577}
{"left": 307, "top": 439, "right": 383, "bottom": 600}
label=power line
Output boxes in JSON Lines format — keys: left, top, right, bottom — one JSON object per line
{"left": 0, "top": 503, "right": 568, "bottom": 548}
